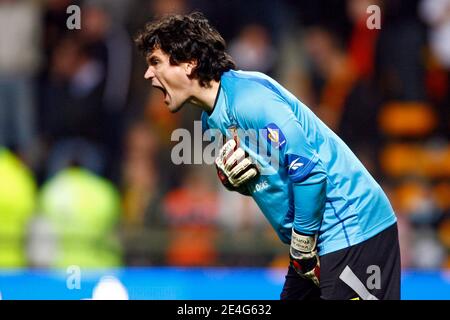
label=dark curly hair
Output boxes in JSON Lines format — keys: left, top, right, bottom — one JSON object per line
{"left": 135, "top": 12, "right": 236, "bottom": 87}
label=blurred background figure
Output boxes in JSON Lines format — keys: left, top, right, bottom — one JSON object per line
{"left": 419, "top": 0, "right": 450, "bottom": 137}
{"left": 303, "top": 24, "right": 357, "bottom": 132}
{"left": 228, "top": 24, "right": 277, "bottom": 75}
{"left": 162, "top": 167, "right": 219, "bottom": 267}
{"left": 420, "top": 0, "right": 450, "bottom": 69}
{"left": 30, "top": 166, "right": 122, "bottom": 268}
{"left": 0, "top": 0, "right": 447, "bottom": 290}
{"left": 121, "top": 120, "right": 161, "bottom": 228}
{"left": 0, "top": 0, "right": 41, "bottom": 166}
{"left": 0, "top": 148, "right": 37, "bottom": 267}
{"left": 39, "top": 1, "right": 133, "bottom": 185}
{"left": 41, "top": 35, "right": 107, "bottom": 178}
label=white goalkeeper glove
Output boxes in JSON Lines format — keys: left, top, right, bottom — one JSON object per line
{"left": 289, "top": 228, "right": 320, "bottom": 287}
{"left": 215, "top": 138, "right": 259, "bottom": 195}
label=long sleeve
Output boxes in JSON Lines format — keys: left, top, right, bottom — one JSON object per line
{"left": 233, "top": 79, "right": 327, "bottom": 235}
{"left": 280, "top": 118, "right": 327, "bottom": 235}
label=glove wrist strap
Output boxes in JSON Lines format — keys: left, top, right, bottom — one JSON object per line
{"left": 291, "top": 229, "right": 317, "bottom": 253}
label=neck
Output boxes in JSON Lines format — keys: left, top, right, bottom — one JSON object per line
{"left": 188, "top": 80, "right": 221, "bottom": 113}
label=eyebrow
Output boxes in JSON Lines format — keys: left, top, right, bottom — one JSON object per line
{"left": 146, "top": 55, "right": 154, "bottom": 63}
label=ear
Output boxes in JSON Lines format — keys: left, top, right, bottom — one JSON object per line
{"left": 185, "top": 59, "right": 198, "bottom": 76}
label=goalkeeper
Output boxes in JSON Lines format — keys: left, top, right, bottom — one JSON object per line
{"left": 135, "top": 12, "right": 401, "bottom": 300}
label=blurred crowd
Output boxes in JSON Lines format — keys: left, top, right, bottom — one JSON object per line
{"left": 0, "top": 0, "right": 449, "bottom": 270}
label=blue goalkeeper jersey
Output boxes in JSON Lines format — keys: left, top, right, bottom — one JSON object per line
{"left": 202, "top": 70, "right": 397, "bottom": 256}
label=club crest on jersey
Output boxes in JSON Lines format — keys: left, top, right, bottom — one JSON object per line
{"left": 264, "top": 123, "right": 286, "bottom": 150}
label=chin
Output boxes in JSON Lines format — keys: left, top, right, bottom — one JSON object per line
{"left": 167, "top": 100, "right": 188, "bottom": 113}
{"left": 167, "top": 103, "right": 183, "bottom": 113}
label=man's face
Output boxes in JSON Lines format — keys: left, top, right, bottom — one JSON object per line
{"left": 144, "top": 48, "right": 194, "bottom": 113}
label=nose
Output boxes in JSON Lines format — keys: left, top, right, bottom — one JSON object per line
{"left": 144, "top": 66, "right": 155, "bottom": 80}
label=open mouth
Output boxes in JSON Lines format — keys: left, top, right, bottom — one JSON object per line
{"left": 153, "top": 85, "right": 165, "bottom": 94}
{"left": 153, "top": 86, "right": 169, "bottom": 104}
{"left": 152, "top": 84, "right": 169, "bottom": 103}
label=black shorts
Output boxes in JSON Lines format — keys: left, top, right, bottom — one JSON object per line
{"left": 280, "top": 222, "right": 401, "bottom": 300}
